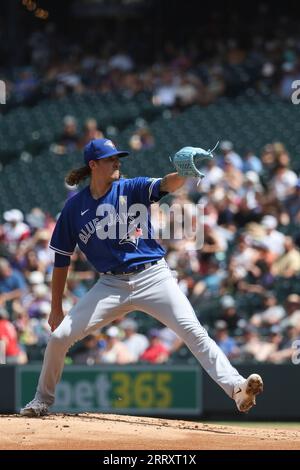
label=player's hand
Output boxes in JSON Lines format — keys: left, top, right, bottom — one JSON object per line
{"left": 48, "top": 309, "right": 65, "bottom": 332}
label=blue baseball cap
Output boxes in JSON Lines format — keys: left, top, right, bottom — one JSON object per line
{"left": 84, "top": 138, "right": 129, "bottom": 165}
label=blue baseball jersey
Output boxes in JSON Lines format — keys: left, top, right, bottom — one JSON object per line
{"left": 50, "top": 177, "right": 166, "bottom": 272}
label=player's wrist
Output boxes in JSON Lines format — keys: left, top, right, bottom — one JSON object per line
{"left": 50, "top": 304, "right": 64, "bottom": 313}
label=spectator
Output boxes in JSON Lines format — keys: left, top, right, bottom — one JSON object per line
{"left": 219, "top": 141, "right": 243, "bottom": 171}
{"left": 213, "top": 320, "right": 240, "bottom": 360}
{"left": 260, "top": 215, "right": 285, "bottom": 257}
{"left": 158, "top": 326, "right": 184, "bottom": 354}
{"left": 55, "top": 65, "right": 84, "bottom": 96}
{"left": 99, "top": 326, "right": 134, "bottom": 364}
{"left": 243, "top": 150, "right": 263, "bottom": 175}
{"left": 72, "top": 334, "right": 102, "bottom": 365}
{"left": 239, "top": 325, "right": 275, "bottom": 362}
{"left": 79, "top": 118, "right": 104, "bottom": 148}
{"left": 28, "top": 301, "right": 51, "bottom": 347}
{"left": 223, "top": 157, "right": 244, "bottom": 192}
{"left": 32, "top": 229, "right": 53, "bottom": 270}
{"left": 278, "top": 62, "right": 300, "bottom": 100}
{"left": 270, "top": 158, "right": 298, "bottom": 202}
{"left": 129, "top": 127, "right": 155, "bottom": 151}
{"left": 233, "top": 197, "right": 261, "bottom": 228}
{"left": 230, "top": 234, "right": 258, "bottom": 280}
{"left": 27, "top": 283, "right": 51, "bottom": 319}
{"left": 280, "top": 294, "right": 300, "bottom": 330}
{"left": 200, "top": 223, "right": 225, "bottom": 264}
{"left": 250, "top": 291, "right": 285, "bottom": 327}
{"left": 13, "top": 69, "right": 40, "bottom": 105}
{"left": 219, "top": 295, "right": 244, "bottom": 334}
{"left": 108, "top": 50, "right": 134, "bottom": 72}
{"left": 191, "top": 258, "right": 226, "bottom": 300}
{"left": 23, "top": 269, "right": 44, "bottom": 292}
{"left": 238, "top": 240, "right": 275, "bottom": 293}
{"left": 0, "top": 258, "right": 27, "bottom": 308}
{"left": 200, "top": 159, "right": 224, "bottom": 192}
{"left": 0, "top": 307, "right": 27, "bottom": 364}
{"left": 271, "top": 236, "right": 300, "bottom": 278}
{"left": 260, "top": 144, "right": 276, "bottom": 181}
{"left": 266, "top": 325, "right": 284, "bottom": 357}
{"left": 57, "top": 115, "right": 80, "bottom": 152}
{"left": 2, "top": 209, "right": 30, "bottom": 249}
{"left": 12, "top": 306, "right": 37, "bottom": 347}
{"left": 26, "top": 207, "right": 46, "bottom": 230}
{"left": 66, "top": 272, "right": 88, "bottom": 300}
{"left": 22, "top": 249, "right": 45, "bottom": 277}
{"left": 152, "top": 69, "right": 178, "bottom": 107}
{"left": 268, "top": 324, "right": 300, "bottom": 363}
{"left": 285, "top": 179, "right": 300, "bottom": 221}
{"left": 119, "top": 318, "right": 149, "bottom": 362}
{"left": 241, "top": 171, "right": 263, "bottom": 210}
{"left": 174, "top": 75, "right": 200, "bottom": 110}
{"left": 140, "top": 328, "right": 169, "bottom": 363}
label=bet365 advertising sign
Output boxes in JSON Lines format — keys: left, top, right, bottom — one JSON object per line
{"left": 18, "top": 365, "right": 201, "bottom": 415}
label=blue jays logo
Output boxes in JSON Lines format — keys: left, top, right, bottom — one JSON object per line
{"left": 104, "top": 140, "right": 116, "bottom": 150}
{"left": 119, "top": 216, "right": 144, "bottom": 248}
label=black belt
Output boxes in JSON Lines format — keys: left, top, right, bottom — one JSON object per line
{"left": 101, "top": 260, "right": 159, "bottom": 276}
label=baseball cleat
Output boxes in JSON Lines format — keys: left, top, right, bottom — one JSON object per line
{"left": 20, "top": 398, "right": 49, "bottom": 417}
{"left": 233, "top": 374, "right": 263, "bottom": 413}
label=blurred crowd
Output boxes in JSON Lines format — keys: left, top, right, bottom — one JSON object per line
{"left": 0, "top": 138, "right": 300, "bottom": 366}
{"left": 1, "top": 2, "right": 300, "bottom": 366}
{"left": 50, "top": 114, "right": 155, "bottom": 157}
{"left": 2, "top": 7, "right": 300, "bottom": 113}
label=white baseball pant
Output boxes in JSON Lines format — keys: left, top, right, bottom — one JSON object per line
{"left": 36, "top": 258, "right": 244, "bottom": 405}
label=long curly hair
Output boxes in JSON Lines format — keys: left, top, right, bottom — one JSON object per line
{"left": 65, "top": 166, "right": 91, "bottom": 186}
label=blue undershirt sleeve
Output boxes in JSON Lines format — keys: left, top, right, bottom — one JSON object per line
{"left": 54, "top": 253, "right": 71, "bottom": 267}
{"left": 50, "top": 203, "right": 76, "bottom": 256}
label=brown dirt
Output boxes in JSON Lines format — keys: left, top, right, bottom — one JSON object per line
{"left": 1, "top": 414, "right": 300, "bottom": 450}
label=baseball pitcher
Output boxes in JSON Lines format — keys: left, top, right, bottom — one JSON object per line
{"left": 21, "top": 138, "right": 263, "bottom": 416}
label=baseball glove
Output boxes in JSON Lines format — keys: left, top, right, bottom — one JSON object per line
{"left": 170, "top": 142, "right": 219, "bottom": 182}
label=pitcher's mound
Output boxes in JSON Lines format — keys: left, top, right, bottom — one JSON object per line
{"left": 1, "top": 414, "right": 300, "bottom": 450}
